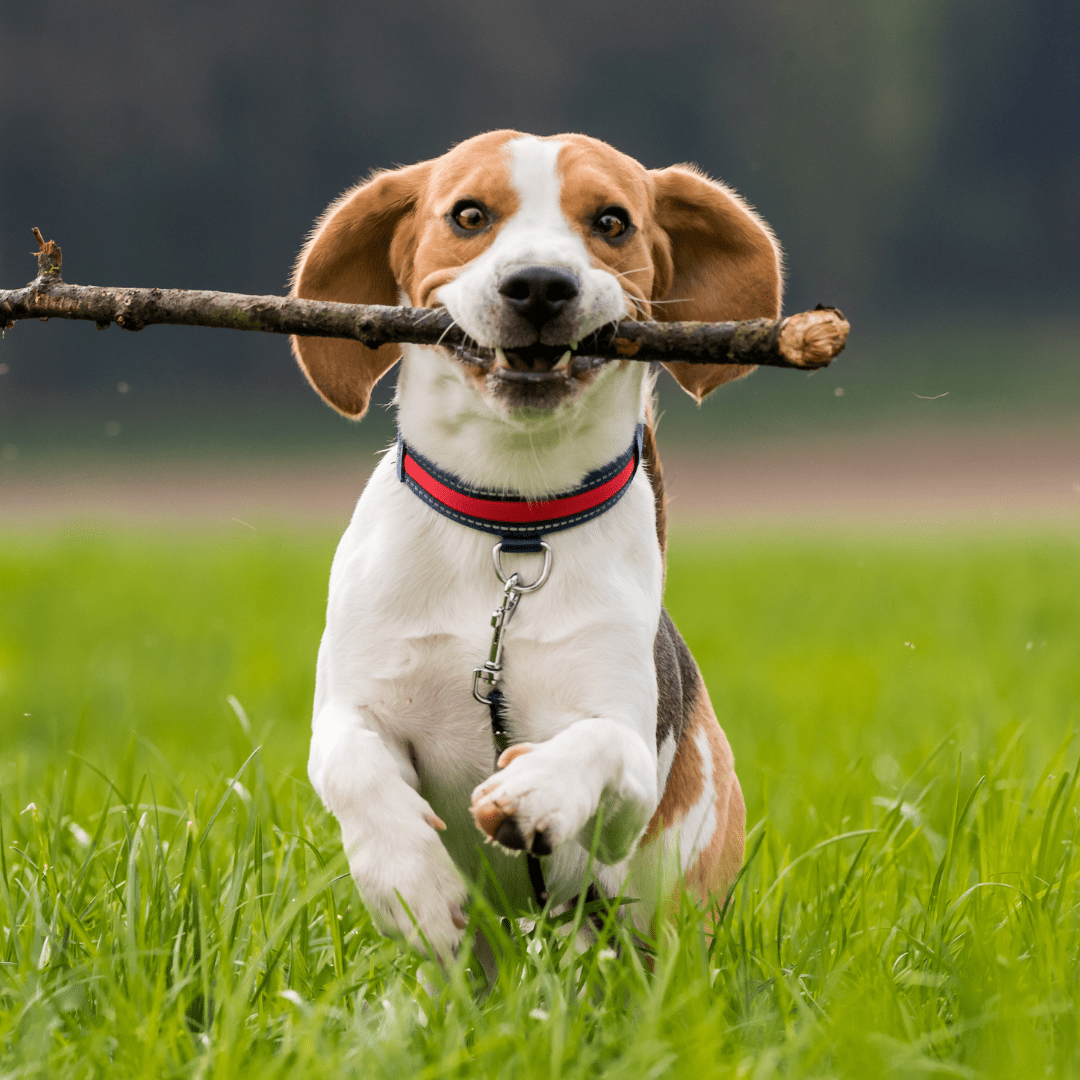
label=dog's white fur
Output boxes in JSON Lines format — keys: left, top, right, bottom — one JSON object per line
{"left": 294, "top": 131, "right": 780, "bottom": 957}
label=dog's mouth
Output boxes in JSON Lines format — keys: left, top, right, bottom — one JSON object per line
{"left": 454, "top": 339, "right": 608, "bottom": 382}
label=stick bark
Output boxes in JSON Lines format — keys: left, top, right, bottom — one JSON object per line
{"left": 1, "top": 232, "right": 848, "bottom": 369}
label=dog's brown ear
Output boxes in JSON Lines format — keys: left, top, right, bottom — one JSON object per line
{"left": 649, "top": 166, "right": 782, "bottom": 401}
{"left": 291, "top": 162, "right": 432, "bottom": 418}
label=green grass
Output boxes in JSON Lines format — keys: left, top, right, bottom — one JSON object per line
{"left": 1, "top": 526, "right": 1078, "bottom": 1078}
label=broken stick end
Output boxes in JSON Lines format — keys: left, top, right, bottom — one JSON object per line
{"left": 30, "top": 228, "right": 63, "bottom": 281}
{"left": 778, "top": 307, "right": 849, "bottom": 368}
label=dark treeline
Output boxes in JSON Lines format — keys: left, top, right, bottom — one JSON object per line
{"left": 0, "top": 0, "right": 1076, "bottom": 407}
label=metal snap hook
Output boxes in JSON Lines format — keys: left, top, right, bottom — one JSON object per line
{"left": 492, "top": 541, "right": 552, "bottom": 593}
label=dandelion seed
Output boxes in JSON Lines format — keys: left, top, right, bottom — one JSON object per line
{"left": 834, "top": 387, "right": 844, "bottom": 397}
{"left": 598, "top": 948, "right": 617, "bottom": 961}
{"left": 904, "top": 642, "right": 914, "bottom": 649}
{"left": 529, "top": 1007, "right": 549, "bottom": 1021}
{"left": 1026, "top": 642, "right": 1033, "bottom": 650}
{"left": 280, "top": 989, "right": 303, "bottom": 1005}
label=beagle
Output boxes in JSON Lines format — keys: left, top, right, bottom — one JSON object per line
{"left": 292, "top": 131, "right": 781, "bottom": 958}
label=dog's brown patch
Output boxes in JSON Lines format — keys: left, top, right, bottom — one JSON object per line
{"left": 643, "top": 724, "right": 704, "bottom": 845}
{"left": 687, "top": 707, "right": 745, "bottom": 895}
{"left": 641, "top": 409, "right": 667, "bottom": 555}
{"left": 641, "top": 683, "right": 745, "bottom": 898}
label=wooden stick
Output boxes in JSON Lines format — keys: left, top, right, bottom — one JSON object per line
{"left": 1, "top": 231, "right": 849, "bottom": 369}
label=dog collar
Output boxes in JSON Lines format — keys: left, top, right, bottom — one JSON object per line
{"left": 396, "top": 424, "right": 644, "bottom": 553}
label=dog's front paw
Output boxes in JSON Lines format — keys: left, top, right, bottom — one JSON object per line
{"left": 343, "top": 815, "right": 467, "bottom": 960}
{"left": 470, "top": 743, "right": 595, "bottom": 857}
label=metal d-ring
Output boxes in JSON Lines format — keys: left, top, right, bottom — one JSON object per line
{"left": 492, "top": 541, "right": 552, "bottom": 593}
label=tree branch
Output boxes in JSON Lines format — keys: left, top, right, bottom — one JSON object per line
{"left": 1, "top": 231, "right": 849, "bottom": 369}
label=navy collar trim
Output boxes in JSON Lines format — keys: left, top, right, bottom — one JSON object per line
{"left": 397, "top": 425, "right": 644, "bottom": 553}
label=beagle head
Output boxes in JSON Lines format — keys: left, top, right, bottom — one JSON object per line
{"left": 291, "top": 130, "right": 782, "bottom": 418}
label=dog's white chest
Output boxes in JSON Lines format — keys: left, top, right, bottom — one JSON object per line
{"left": 311, "top": 454, "right": 663, "bottom": 898}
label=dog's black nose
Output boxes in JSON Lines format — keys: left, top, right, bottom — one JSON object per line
{"left": 498, "top": 267, "right": 579, "bottom": 331}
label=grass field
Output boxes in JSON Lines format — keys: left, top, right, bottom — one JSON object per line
{"left": 1, "top": 526, "right": 1078, "bottom": 1078}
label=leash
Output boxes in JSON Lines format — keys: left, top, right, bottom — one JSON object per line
{"left": 473, "top": 545, "right": 553, "bottom": 905}
{"left": 396, "top": 425, "right": 644, "bottom": 907}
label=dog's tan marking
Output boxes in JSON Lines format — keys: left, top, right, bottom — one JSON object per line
{"left": 471, "top": 794, "right": 514, "bottom": 838}
{"left": 641, "top": 409, "right": 667, "bottom": 555}
{"left": 641, "top": 687, "right": 745, "bottom": 897}
{"left": 424, "top": 811, "right": 448, "bottom": 832}
{"left": 407, "top": 131, "right": 522, "bottom": 307}
{"left": 686, "top": 705, "right": 745, "bottom": 894}
{"left": 497, "top": 744, "right": 532, "bottom": 768}
{"left": 292, "top": 131, "right": 524, "bottom": 417}
{"left": 555, "top": 136, "right": 660, "bottom": 316}
{"left": 642, "top": 716, "right": 706, "bottom": 845}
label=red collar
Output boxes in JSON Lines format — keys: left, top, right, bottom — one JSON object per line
{"left": 396, "top": 425, "right": 643, "bottom": 553}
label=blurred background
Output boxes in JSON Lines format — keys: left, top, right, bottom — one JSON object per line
{"left": 0, "top": 0, "right": 1077, "bottom": 526}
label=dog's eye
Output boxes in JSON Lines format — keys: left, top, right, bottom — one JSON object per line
{"left": 450, "top": 201, "right": 488, "bottom": 233}
{"left": 593, "top": 206, "right": 631, "bottom": 240}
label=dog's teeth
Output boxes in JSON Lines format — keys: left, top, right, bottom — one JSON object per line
{"left": 494, "top": 347, "right": 508, "bottom": 368}
{"left": 555, "top": 350, "right": 572, "bottom": 370}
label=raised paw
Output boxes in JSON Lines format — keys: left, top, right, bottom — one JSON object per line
{"left": 470, "top": 743, "right": 592, "bottom": 857}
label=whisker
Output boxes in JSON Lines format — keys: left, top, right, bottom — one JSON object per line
{"left": 434, "top": 317, "right": 460, "bottom": 350}
{"left": 619, "top": 288, "right": 691, "bottom": 321}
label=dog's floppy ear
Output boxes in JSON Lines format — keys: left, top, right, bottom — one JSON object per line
{"left": 649, "top": 166, "right": 782, "bottom": 401}
{"left": 291, "top": 162, "right": 432, "bottom": 418}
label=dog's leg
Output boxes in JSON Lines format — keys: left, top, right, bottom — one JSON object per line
{"left": 309, "top": 702, "right": 468, "bottom": 958}
{"left": 469, "top": 718, "right": 657, "bottom": 865}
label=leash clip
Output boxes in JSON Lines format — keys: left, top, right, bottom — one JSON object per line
{"left": 472, "top": 573, "right": 522, "bottom": 705}
{"left": 472, "top": 541, "right": 552, "bottom": 707}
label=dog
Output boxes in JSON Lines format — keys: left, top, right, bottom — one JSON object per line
{"left": 291, "top": 131, "right": 781, "bottom": 959}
